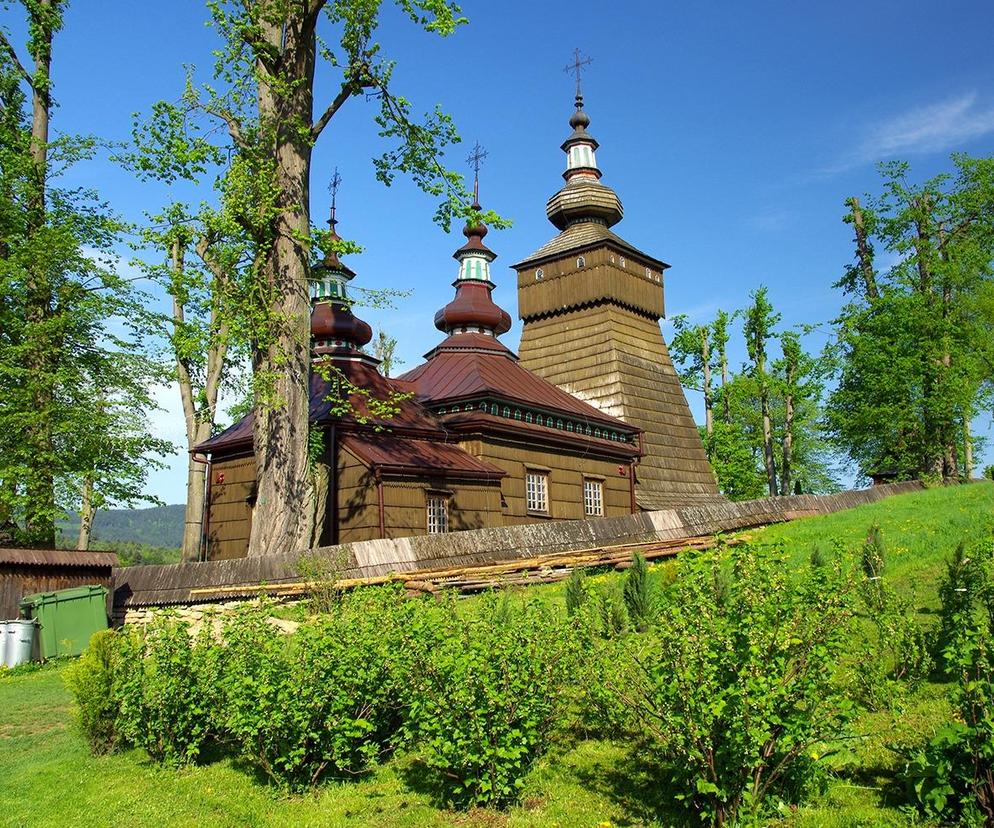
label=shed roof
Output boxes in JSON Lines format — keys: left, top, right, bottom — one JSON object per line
{"left": 342, "top": 433, "right": 506, "bottom": 479}
{"left": 0, "top": 548, "right": 119, "bottom": 568}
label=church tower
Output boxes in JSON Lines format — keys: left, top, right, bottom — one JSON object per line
{"left": 512, "top": 79, "right": 719, "bottom": 509}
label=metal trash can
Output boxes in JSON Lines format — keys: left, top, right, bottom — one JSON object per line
{"left": 19, "top": 585, "right": 108, "bottom": 660}
{"left": 3, "top": 619, "right": 36, "bottom": 668}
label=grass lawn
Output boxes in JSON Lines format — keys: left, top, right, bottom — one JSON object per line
{"left": 1, "top": 481, "right": 991, "bottom": 828}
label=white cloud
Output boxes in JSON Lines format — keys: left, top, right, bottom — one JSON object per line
{"left": 828, "top": 92, "right": 994, "bottom": 174}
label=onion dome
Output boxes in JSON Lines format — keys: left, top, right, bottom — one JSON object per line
{"left": 310, "top": 200, "right": 374, "bottom": 360}
{"left": 546, "top": 93, "right": 623, "bottom": 231}
{"left": 433, "top": 203, "right": 512, "bottom": 337}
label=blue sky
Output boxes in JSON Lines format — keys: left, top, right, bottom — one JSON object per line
{"left": 5, "top": 0, "right": 994, "bottom": 503}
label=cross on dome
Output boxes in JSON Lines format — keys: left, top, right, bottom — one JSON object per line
{"left": 564, "top": 47, "right": 593, "bottom": 107}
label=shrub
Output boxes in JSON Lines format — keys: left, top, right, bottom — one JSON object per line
{"left": 983, "top": 464, "right": 994, "bottom": 481}
{"left": 596, "top": 581, "right": 628, "bottom": 638}
{"left": 114, "top": 616, "right": 220, "bottom": 766}
{"left": 904, "top": 534, "right": 994, "bottom": 824}
{"left": 221, "top": 589, "right": 429, "bottom": 791}
{"left": 63, "top": 629, "right": 121, "bottom": 754}
{"left": 564, "top": 568, "right": 588, "bottom": 616}
{"left": 604, "top": 543, "right": 861, "bottom": 826}
{"left": 622, "top": 552, "right": 653, "bottom": 632}
{"left": 406, "top": 596, "right": 577, "bottom": 809}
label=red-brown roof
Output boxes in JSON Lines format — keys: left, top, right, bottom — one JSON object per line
{"left": 197, "top": 359, "right": 444, "bottom": 454}
{"left": 341, "top": 433, "right": 506, "bottom": 479}
{"left": 399, "top": 334, "right": 639, "bottom": 433}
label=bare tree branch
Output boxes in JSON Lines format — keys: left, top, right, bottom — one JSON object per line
{"left": 0, "top": 29, "right": 32, "bottom": 87}
{"left": 311, "top": 82, "right": 354, "bottom": 139}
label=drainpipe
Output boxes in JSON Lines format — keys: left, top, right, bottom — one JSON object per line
{"left": 629, "top": 459, "right": 637, "bottom": 514}
{"left": 375, "top": 468, "right": 386, "bottom": 538}
{"left": 192, "top": 453, "right": 211, "bottom": 562}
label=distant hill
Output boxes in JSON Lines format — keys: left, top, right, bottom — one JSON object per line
{"left": 58, "top": 504, "right": 185, "bottom": 550}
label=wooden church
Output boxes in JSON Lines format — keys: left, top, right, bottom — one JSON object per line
{"left": 196, "top": 89, "right": 718, "bottom": 560}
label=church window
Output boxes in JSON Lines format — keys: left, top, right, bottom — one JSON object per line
{"left": 525, "top": 471, "right": 549, "bottom": 514}
{"left": 479, "top": 401, "right": 487, "bottom": 410}
{"left": 491, "top": 403, "right": 499, "bottom": 415}
{"left": 566, "top": 421, "right": 574, "bottom": 432}
{"left": 535, "top": 268, "right": 544, "bottom": 280}
{"left": 556, "top": 419, "right": 564, "bottom": 430}
{"left": 594, "top": 428, "right": 602, "bottom": 439}
{"left": 426, "top": 496, "right": 448, "bottom": 534}
{"left": 645, "top": 267, "right": 652, "bottom": 278}
{"left": 586, "top": 425, "right": 593, "bottom": 435}
{"left": 502, "top": 406, "right": 511, "bottom": 418}
{"left": 583, "top": 479, "right": 604, "bottom": 517}
{"left": 525, "top": 412, "right": 533, "bottom": 423}
{"left": 576, "top": 256, "right": 586, "bottom": 268}
{"left": 619, "top": 257, "right": 626, "bottom": 268}
{"left": 535, "top": 414, "right": 544, "bottom": 426}
{"left": 437, "top": 407, "right": 445, "bottom": 415}
{"left": 465, "top": 403, "right": 474, "bottom": 412}
{"left": 514, "top": 409, "right": 522, "bottom": 420}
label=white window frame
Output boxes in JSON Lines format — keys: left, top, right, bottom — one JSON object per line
{"left": 583, "top": 478, "right": 604, "bottom": 517}
{"left": 525, "top": 470, "right": 549, "bottom": 514}
{"left": 426, "top": 495, "right": 449, "bottom": 534}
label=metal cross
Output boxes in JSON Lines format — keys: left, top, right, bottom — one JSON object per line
{"left": 466, "top": 141, "right": 488, "bottom": 204}
{"left": 564, "top": 48, "right": 593, "bottom": 100}
{"left": 328, "top": 167, "right": 342, "bottom": 220}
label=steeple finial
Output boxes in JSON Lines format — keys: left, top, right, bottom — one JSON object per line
{"left": 564, "top": 47, "right": 593, "bottom": 107}
{"left": 466, "top": 141, "right": 488, "bottom": 208}
{"left": 328, "top": 166, "right": 342, "bottom": 227}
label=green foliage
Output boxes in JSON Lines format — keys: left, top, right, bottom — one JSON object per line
{"left": 62, "top": 629, "right": 121, "bottom": 755}
{"left": 564, "top": 567, "right": 588, "bottom": 617}
{"left": 701, "top": 420, "right": 767, "bottom": 501}
{"left": 297, "top": 549, "right": 351, "bottom": 614}
{"left": 622, "top": 553, "right": 653, "bottom": 632}
{"left": 406, "top": 596, "right": 576, "bottom": 809}
{"left": 596, "top": 581, "right": 629, "bottom": 638}
{"left": 827, "top": 156, "right": 994, "bottom": 482}
{"left": 985, "top": 464, "right": 994, "bottom": 481}
{"left": 114, "top": 618, "right": 220, "bottom": 767}
{"left": 903, "top": 532, "right": 994, "bottom": 825}
{"left": 604, "top": 543, "right": 861, "bottom": 825}
{"left": 221, "top": 591, "right": 429, "bottom": 791}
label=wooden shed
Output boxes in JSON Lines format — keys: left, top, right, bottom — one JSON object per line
{"left": 0, "top": 548, "right": 118, "bottom": 619}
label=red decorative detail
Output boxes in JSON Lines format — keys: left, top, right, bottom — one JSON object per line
{"left": 434, "top": 282, "right": 512, "bottom": 334}
{"left": 311, "top": 302, "right": 373, "bottom": 349}
{"left": 618, "top": 466, "right": 627, "bottom": 476}
{"left": 216, "top": 472, "right": 225, "bottom": 484}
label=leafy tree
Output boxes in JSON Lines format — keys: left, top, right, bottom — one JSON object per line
{"left": 0, "top": 3, "right": 169, "bottom": 545}
{"left": 701, "top": 419, "right": 767, "bottom": 501}
{"left": 131, "top": 0, "right": 505, "bottom": 556}
{"left": 743, "top": 287, "right": 782, "bottom": 496}
{"left": 828, "top": 157, "right": 994, "bottom": 482}
{"left": 373, "top": 329, "right": 400, "bottom": 377}
{"left": 622, "top": 552, "right": 653, "bottom": 632}
{"left": 670, "top": 314, "right": 714, "bottom": 436}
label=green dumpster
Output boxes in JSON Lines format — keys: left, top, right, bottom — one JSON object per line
{"left": 19, "top": 585, "right": 108, "bottom": 659}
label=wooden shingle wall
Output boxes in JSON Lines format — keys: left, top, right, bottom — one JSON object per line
{"left": 205, "top": 455, "right": 255, "bottom": 560}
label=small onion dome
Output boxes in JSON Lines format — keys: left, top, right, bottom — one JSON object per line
{"left": 546, "top": 98, "right": 623, "bottom": 230}
{"left": 313, "top": 218, "right": 356, "bottom": 280}
{"left": 311, "top": 301, "right": 373, "bottom": 351}
{"left": 434, "top": 281, "right": 512, "bottom": 335}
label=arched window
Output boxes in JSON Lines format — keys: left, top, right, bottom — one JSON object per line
{"left": 525, "top": 412, "right": 533, "bottom": 424}
{"left": 576, "top": 256, "right": 585, "bottom": 268}
{"left": 536, "top": 414, "right": 544, "bottom": 426}
{"left": 645, "top": 266, "right": 652, "bottom": 278}
{"left": 619, "top": 257, "right": 626, "bottom": 268}
{"left": 502, "top": 406, "right": 511, "bottom": 418}
{"left": 556, "top": 419, "right": 564, "bottom": 430}
{"left": 513, "top": 409, "right": 522, "bottom": 420}
{"left": 479, "top": 401, "right": 487, "bottom": 411}
{"left": 566, "top": 422, "right": 574, "bottom": 432}
{"left": 491, "top": 403, "right": 499, "bottom": 415}
{"left": 535, "top": 268, "right": 544, "bottom": 280}
{"left": 594, "top": 428, "right": 601, "bottom": 439}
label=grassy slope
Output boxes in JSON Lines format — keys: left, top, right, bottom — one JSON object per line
{"left": 1, "top": 482, "right": 991, "bottom": 828}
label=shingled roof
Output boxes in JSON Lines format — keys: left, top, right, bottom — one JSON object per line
{"left": 513, "top": 214, "right": 667, "bottom": 270}
{"left": 341, "top": 433, "right": 506, "bottom": 479}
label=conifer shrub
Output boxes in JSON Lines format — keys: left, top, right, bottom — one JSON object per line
{"left": 114, "top": 616, "right": 221, "bottom": 767}
{"left": 903, "top": 533, "right": 994, "bottom": 825}
{"left": 564, "top": 567, "right": 588, "bottom": 616}
{"left": 622, "top": 552, "right": 654, "bottom": 632}
{"left": 405, "top": 595, "right": 577, "bottom": 809}
{"left": 601, "top": 543, "right": 861, "bottom": 826}
{"left": 63, "top": 628, "right": 122, "bottom": 755}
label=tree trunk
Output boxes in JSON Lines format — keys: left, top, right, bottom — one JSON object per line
{"left": 246, "top": 13, "right": 318, "bottom": 557}
{"left": 848, "top": 197, "right": 879, "bottom": 300}
{"left": 963, "top": 415, "right": 974, "bottom": 480}
{"left": 761, "top": 387, "right": 778, "bottom": 497}
{"left": 182, "top": 425, "right": 211, "bottom": 560}
{"left": 76, "top": 476, "right": 94, "bottom": 551}
{"left": 702, "top": 328, "right": 713, "bottom": 437}
{"left": 721, "top": 347, "right": 730, "bottom": 423}
{"left": 23, "top": 0, "right": 56, "bottom": 546}
{"left": 781, "top": 390, "right": 794, "bottom": 496}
